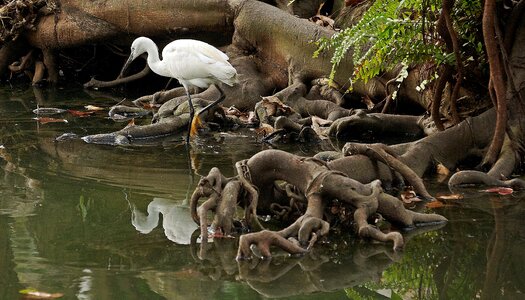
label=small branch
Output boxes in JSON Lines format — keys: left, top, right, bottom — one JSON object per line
{"left": 83, "top": 64, "right": 150, "bottom": 89}
{"left": 235, "top": 160, "right": 265, "bottom": 231}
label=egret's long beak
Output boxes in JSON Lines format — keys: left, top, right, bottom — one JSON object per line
{"left": 119, "top": 54, "right": 135, "bottom": 78}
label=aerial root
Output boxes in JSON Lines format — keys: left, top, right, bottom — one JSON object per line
{"left": 197, "top": 197, "right": 219, "bottom": 240}
{"left": 270, "top": 203, "right": 291, "bottom": 220}
{"left": 235, "top": 160, "right": 265, "bottom": 231}
{"left": 212, "top": 180, "right": 242, "bottom": 237}
{"left": 190, "top": 168, "right": 226, "bottom": 240}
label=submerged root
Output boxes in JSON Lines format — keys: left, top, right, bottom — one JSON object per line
{"left": 236, "top": 230, "right": 307, "bottom": 260}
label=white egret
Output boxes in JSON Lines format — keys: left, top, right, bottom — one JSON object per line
{"left": 120, "top": 36, "right": 237, "bottom": 144}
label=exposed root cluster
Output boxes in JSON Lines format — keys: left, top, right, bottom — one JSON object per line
{"left": 190, "top": 149, "right": 447, "bottom": 260}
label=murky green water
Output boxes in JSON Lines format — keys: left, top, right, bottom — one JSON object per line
{"left": 1, "top": 85, "right": 524, "bottom": 299}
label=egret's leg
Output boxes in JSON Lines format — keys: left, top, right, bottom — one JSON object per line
{"left": 185, "top": 88, "right": 194, "bottom": 145}
{"left": 198, "top": 84, "right": 226, "bottom": 116}
{"left": 163, "top": 78, "right": 173, "bottom": 91}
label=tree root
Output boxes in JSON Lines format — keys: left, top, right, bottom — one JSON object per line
{"left": 108, "top": 105, "right": 151, "bottom": 120}
{"left": 448, "top": 170, "right": 525, "bottom": 190}
{"left": 343, "top": 142, "right": 434, "bottom": 200}
{"left": 329, "top": 111, "right": 425, "bottom": 141}
{"left": 81, "top": 117, "right": 187, "bottom": 145}
{"left": 356, "top": 223, "right": 404, "bottom": 250}
{"left": 237, "top": 197, "right": 329, "bottom": 260}
{"left": 376, "top": 193, "right": 447, "bottom": 227}
{"left": 133, "top": 87, "right": 188, "bottom": 107}
{"left": 81, "top": 97, "right": 224, "bottom": 145}
{"left": 0, "top": 39, "right": 29, "bottom": 77}
{"left": 190, "top": 167, "right": 227, "bottom": 238}
{"left": 6, "top": 47, "right": 59, "bottom": 85}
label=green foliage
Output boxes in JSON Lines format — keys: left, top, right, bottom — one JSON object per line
{"left": 343, "top": 226, "right": 487, "bottom": 300}
{"left": 345, "top": 286, "right": 403, "bottom": 299}
{"left": 77, "top": 195, "right": 94, "bottom": 222}
{"left": 315, "top": 0, "right": 484, "bottom": 89}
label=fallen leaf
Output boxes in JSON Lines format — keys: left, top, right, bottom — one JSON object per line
{"left": 238, "top": 111, "right": 258, "bottom": 126}
{"left": 141, "top": 102, "right": 161, "bottom": 109}
{"left": 32, "top": 108, "right": 66, "bottom": 115}
{"left": 260, "top": 96, "right": 293, "bottom": 116}
{"left": 84, "top": 105, "right": 105, "bottom": 111}
{"left": 20, "top": 288, "right": 63, "bottom": 299}
{"left": 254, "top": 123, "right": 274, "bottom": 136}
{"left": 436, "top": 193, "right": 464, "bottom": 202}
{"left": 226, "top": 106, "right": 242, "bottom": 116}
{"left": 123, "top": 118, "right": 135, "bottom": 129}
{"left": 311, "top": 116, "right": 331, "bottom": 138}
{"left": 436, "top": 163, "right": 450, "bottom": 176}
{"left": 400, "top": 189, "right": 422, "bottom": 208}
{"left": 426, "top": 200, "right": 445, "bottom": 208}
{"left": 482, "top": 187, "right": 513, "bottom": 195}
{"left": 226, "top": 106, "right": 254, "bottom": 123}
{"left": 330, "top": 205, "right": 340, "bottom": 215}
{"left": 33, "top": 117, "right": 68, "bottom": 124}
{"left": 67, "top": 109, "right": 95, "bottom": 117}
{"left": 311, "top": 115, "right": 333, "bottom": 127}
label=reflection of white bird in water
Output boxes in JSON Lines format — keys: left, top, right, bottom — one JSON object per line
{"left": 121, "top": 36, "right": 238, "bottom": 144}
{"left": 131, "top": 198, "right": 197, "bottom": 245}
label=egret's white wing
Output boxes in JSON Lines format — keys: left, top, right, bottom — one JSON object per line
{"left": 163, "top": 39, "right": 236, "bottom": 88}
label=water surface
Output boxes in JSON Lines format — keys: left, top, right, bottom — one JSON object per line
{"left": 1, "top": 85, "right": 524, "bottom": 299}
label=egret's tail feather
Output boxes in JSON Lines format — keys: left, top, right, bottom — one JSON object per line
{"left": 190, "top": 114, "right": 203, "bottom": 137}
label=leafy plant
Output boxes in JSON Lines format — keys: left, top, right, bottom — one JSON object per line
{"left": 315, "top": 0, "right": 483, "bottom": 89}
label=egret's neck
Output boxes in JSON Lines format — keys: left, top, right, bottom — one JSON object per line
{"left": 145, "top": 45, "right": 170, "bottom": 77}
{"left": 131, "top": 204, "right": 161, "bottom": 233}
